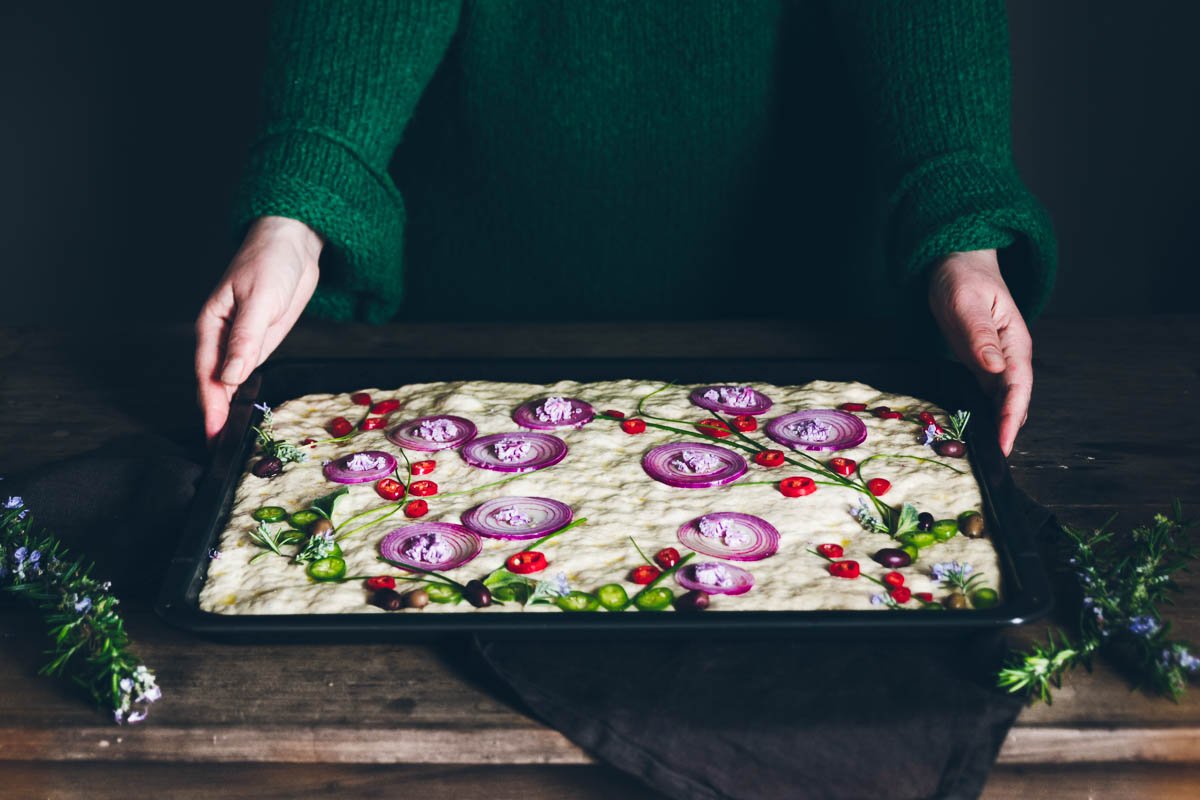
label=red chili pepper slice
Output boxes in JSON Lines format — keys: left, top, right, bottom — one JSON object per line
{"left": 828, "top": 457, "right": 857, "bottom": 477}
{"left": 914, "top": 592, "right": 934, "bottom": 603}
{"left": 375, "top": 478, "right": 406, "bottom": 501}
{"left": 917, "top": 411, "right": 937, "bottom": 426}
{"left": 779, "top": 476, "right": 817, "bottom": 497}
{"left": 604, "top": 409, "right": 627, "bottom": 419}
{"left": 299, "top": 438, "right": 316, "bottom": 446}
{"left": 350, "top": 392, "right": 373, "bottom": 406}
{"left": 816, "top": 543, "right": 844, "bottom": 559}
{"left": 883, "top": 571, "right": 905, "bottom": 588}
{"left": 621, "top": 418, "right": 647, "bottom": 434}
{"left": 631, "top": 564, "right": 661, "bottom": 584}
{"left": 696, "top": 418, "right": 732, "bottom": 438}
{"left": 360, "top": 417, "right": 387, "bottom": 431}
{"left": 839, "top": 402, "right": 868, "bottom": 412}
{"left": 828, "top": 560, "right": 860, "bottom": 579}
{"left": 365, "top": 576, "right": 396, "bottom": 591}
{"left": 733, "top": 415, "right": 757, "bottom": 432}
{"left": 654, "top": 547, "right": 681, "bottom": 569}
{"left": 408, "top": 480, "right": 438, "bottom": 497}
{"left": 867, "top": 478, "right": 892, "bottom": 497}
{"left": 404, "top": 499, "right": 429, "bottom": 518}
{"left": 879, "top": 411, "right": 904, "bottom": 420}
{"left": 411, "top": 460, "right": 436, "bottom": 475}
{"left": 890, "top": 586, "right": 912, "bottom": 604}
{"left": 506, "top": 550, "right": 548, "bottom": 574}
{"left": 328, "top": 417, "right": 353, "bottom": 437}
{"left": 370, "top": 399, "right": 401, "bottom": 415}
{"left": 754, "top": 450, "right": 785, "bottom": 468}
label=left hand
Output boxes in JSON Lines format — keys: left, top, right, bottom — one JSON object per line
{"left": 927, "top": 249, "right": 1033, "bottom": 457}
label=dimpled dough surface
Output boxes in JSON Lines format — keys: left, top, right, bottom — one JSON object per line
{"left": 199, "top": 380, "right": 1000, "bottom": 615}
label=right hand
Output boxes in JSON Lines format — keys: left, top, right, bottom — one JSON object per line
{"left": 195, "top": 216, "right": 322, "bottom": 442}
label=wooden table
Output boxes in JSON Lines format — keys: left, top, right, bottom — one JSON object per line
{"left": 2, "top": 318, "right": 1199, "bottom": 799}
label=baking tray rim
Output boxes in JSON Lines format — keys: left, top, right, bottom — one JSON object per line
{"left": 155, "top": 356, "right": 1054, "bottom": 640}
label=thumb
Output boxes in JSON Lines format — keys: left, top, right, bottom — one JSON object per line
{"left": 941, "top": 294, "right": 1006, "bottom": 376}
{"left": 220, "top": 294, "right": 274, "bottom": 386}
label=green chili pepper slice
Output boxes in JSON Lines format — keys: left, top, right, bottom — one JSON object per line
{"left": 556, "top": 591, "right": 600, "bottom": 612}
{"left": 306, "top": 556, "right": 346, "bottom": 582}
{"left": 596, "top": 583, "right": 629, "bottom": 611}
{"left": 252, "top": 506, "right": 288, "bottom": 523}
{"left": 289, "top": 509, "right": 322, "bottom": 528}
{"left": 634, "top": 587, "right": 673, "bottom": 611}
{"left": 425, "top": 583, "right": 461, "bottom": 604}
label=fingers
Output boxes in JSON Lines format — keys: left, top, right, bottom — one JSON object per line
{"left": 196, "top": 291, "right": 234, "bottom": 442}
{"left": 994, "top": 314, "right": 1034, "bottom": 457}
{"left": 219, "top": 292, "right": 275, "bottom": 387}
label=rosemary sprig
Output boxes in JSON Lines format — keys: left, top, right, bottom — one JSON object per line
{"left": 247, "top": 521, "right": 305, "bottom": 563}
{"left": 1, "top": 496, "right": 160, "bottom": 724}
{"left": 998, "top": 502, "right": 1199, "bottom": 704}
{"left": 251, "top": 403, "right": 307, "bottom": 465}
{"left": 936, "top": 410, "right": 971, "bottom": 442}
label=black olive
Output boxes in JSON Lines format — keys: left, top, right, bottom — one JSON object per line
{"left": 308, "top": 517, "right": 335, "bottom": 537}
{"left": 371, "top": 588, "right": 404, "bottom": 611}
{"left": 674, "top": 590, "right": 710, "bottom": 612}
{"left": 872, "top": 548, "right": 912, "bottom": 568}
{"left": 463, "top": 580, "right": 492, "bottom": 608}
{"left": 917, "top": 512, "right": 934, "bottom": 532}
{"left": 934, "top": 440, "right": 966, "bottom": 458}
{"left": 251, "top": 457, "right": 283, "bottom": 478}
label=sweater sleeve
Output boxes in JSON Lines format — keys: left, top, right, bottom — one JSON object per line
{"left": 232, "top": 0, "right": 461, "bottom": 323}
{"left": 828, "top": 0, "right": 1057, "bottom": 318}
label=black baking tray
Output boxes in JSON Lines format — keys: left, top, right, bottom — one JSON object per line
{"left": 155, "top": 358, "right": 1053, "bottom": 641}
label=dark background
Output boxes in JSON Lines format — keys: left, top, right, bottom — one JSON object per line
{"left": 1, "top": 1, "right": 1196, "bottom": 323}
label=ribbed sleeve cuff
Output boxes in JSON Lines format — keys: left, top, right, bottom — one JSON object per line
{"left": 888, "top": 155, "right": 1058, "bottom": 319}
{"left": 231, "top": 129, "right": 406, "bottom": 323}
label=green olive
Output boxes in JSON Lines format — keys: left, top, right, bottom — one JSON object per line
{"left": 899, "top": 532, "right": 936, "bottom": 549}
{"left": 959, "top": 513, "right": 985, "bottom": 538}
{"left": 970, "top": 588, "right": 1000, "bottom": 609}
{"left": 404, "top": 589, "right": 430, "bottom": 609}
{"left": 943, "top": 592, "right": 969, "bottom": 610}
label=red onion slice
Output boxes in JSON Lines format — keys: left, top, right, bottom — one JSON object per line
{"left": 461, "top": 432, "right": 568, "bottom": 473}
{"left": 386, "top": 415, "right": 478, "bottom": 452}
{"left": 676, "top": 561, "right": 755, "bottom": 596}
{"left": 379, "top": 522, "right": 482, "bottom": 571}
{"left": 642, "top": 442, "right": 747, "bottom": 489}
{"left": 690, "top": 385, "right": 773, "bottom": 416}
{"left": 512, "top": 397, "right": 595, "bottom": 430}
{"left": 764, "top": 410, "right": 867, "bottom": 452}
{"left": 460, "top": 496, "right": 574, "bottom": 540}
{"left": 322, "top": 450, "right": 398, "bottom": 484}
{"left": 677, "top": 512, "right": 780, "bottom": 561}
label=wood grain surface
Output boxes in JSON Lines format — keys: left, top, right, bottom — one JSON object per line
{"left": 1, "top": 317, "right": 1198, "bottom": 798}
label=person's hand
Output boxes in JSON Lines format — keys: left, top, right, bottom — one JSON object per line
{"left": 927, "top": 249, "right": 1032, "bottom": 457}
{"left": 195, "top": 216, "right": 322, "bottom": 442}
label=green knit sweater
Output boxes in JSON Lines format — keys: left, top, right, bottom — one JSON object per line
{"left": 233, "top": 0, "right": 1056, "bottom": 323}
